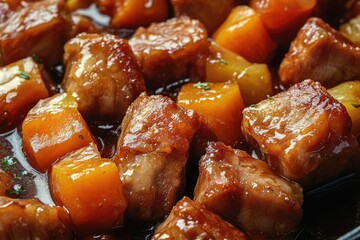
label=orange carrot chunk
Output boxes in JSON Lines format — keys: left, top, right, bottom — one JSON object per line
{"left": 0, "top": 57, "right": 49, "bottom": 133}
{"left": 177, "top": 81, "right": 244, "bottom": 147}
{"left": 22, "top": 93, "right": 95, "bottom": 172}
{"left": 213, "top": 6, "right": 276, "bottom": 63}
{"left": 250, "top": 0, "right": 316, "bottom": 47}
{"left": 50, "top": 143, "right": 127, "bottom": 234}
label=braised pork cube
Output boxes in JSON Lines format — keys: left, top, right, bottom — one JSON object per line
{"left": 0, "top": 57, "right": 49, "bottom": 133}
{"left": 170, "top": 0, "right": 236, "bottom": 35}
{"left": 63, "top": 33, "right": 146, "bottom": 122}
{"left": 279, "top": 17, "right": 360, "bottom": 88}
{"left": 113, "top": 93, "right": 201, "bottom": 223}
{"left": 51, "top": 143, "right": 127, "bottom": 234}
{"left": 129, "top": 16, "right": 209, "bottom": 89}
{"left": 22, "top": 93, "right": 95, "bottom": 172}
{"left": 0, "top": 0, "right": 68, "bottom": 66}
{"left": 194, "top": 142, "right": 303, "bottom": 234}
{"left": 242, "top": 79, "right": 359, "bottom": 187}
{"left": 152, "top": 197, "right": 248, "bottom": 240}
{"left": 95, "top": 0, "right": 169, "bottom": 29}
{"left": 0, "top": 196, "right": 74, "bottom": 239}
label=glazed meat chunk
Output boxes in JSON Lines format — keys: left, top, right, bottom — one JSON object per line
{"left": 0, "top": 0, "right": 68, "bottom": 66}
{"left": 113, "top": 93, "right": 201, "bottom": 223}
{"left": 63, "top": 33, "right": 146, "bottom": 122}
{"left": 0, "top": 196, "right": 74, "bottom": 240}
{"left": 279, "top": 17, "right": 360, "bottom": 88}
{"left": 152, "top": 197, "right": 248, "bottom": 240}
{"left": 129, "top": 16, "right": 209, "bottom": 89}
{"left": 194, "top": 142, "right": 303, "bottom": 234}
{"left": 0, "top": 170, "right": 11, "bottom": 196}
{"left": 170, "top": 0, "right": 236, "bottom": 34}
{"left": 242, "top": 79, "right": 359, "bottom": 187}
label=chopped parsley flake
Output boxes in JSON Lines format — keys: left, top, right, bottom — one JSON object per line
{"left": 219, "top": 58, "right": 229, "bottom": 65}
{"left": 14, "top": 170, "right": 29, "bottom": 181}
{"left": 6, "top": 184, "right": 26, "bottom": 196}
{"left": 0, "top": 156, "right": 16, "bottom": 171}
{"left": 352, "top": 103, "right": 360, "bottom": 108}
{"left": 193, "top": 82, "right": 211, "bottom": 91}
{"left": 32, "top": 54, "right": 42, "bottom": 64}
{"left": 267, "top": 95, "right": 275, "bottom": 100}
{"left": 19, "top": 71, "right": 30, "bottom": 79}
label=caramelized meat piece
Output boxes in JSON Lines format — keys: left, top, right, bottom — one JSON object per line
{"left": 66, "top": 13, "right": 100, "bottom": 40}
{"left": 152, "top": 197, "right": 248, "bottom": 240}
{"left": 0, "top": 57, "right": 49, "bottom": 133}
{"left": 96, "top": 0, "right": 169, "bottom": 29}
{"left": 0, "top": 0, "right": 68, "bottom": 66}
{"left": 170, "top": 0, "right": 236, "bottom": 35}
{"left": 242, "top": 79, "right": 359, "bottom": 186}
{"left": 0, "top": 170, "right": 11, "bottom": 196}
{"left": 194, "top": 142, "right": 303, "bottom": 234}
{"left": 129, "top": 16, "right": 209, "bottom": 89}
{"left": 0, "top": 196, "right": 74, "bottom": 239}
{"left": 279, "top": 17, "right": 360, "bottom": 88}
{"left": 63, "top": 33, "right": 145, "bottom": 122}
{"left": 113, "top": 93, "right": 201, "bottom": 223}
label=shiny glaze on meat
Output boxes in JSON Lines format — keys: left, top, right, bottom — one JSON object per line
{"left": 113, "top": 93, "right": 201, "bottom": 223}
{"left": 279, "top": 17, "right": 360, "bottom": 88}
{"left": 152, "top": 197, "right": 248, "bottom": 240}
{"left": 194, "top": 141, "right": 303, "bottom": 234}
{"left": 242, "top": 79, "right": 359, "bottom": 187}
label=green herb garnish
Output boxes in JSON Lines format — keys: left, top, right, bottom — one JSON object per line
{"left": 194, "top": 82, "right": 211, "bottom": 91}
{"left": 267, "top": 95, "right": 275, "bottom": 100}
{"left": 219, "top": 58, "right": 229, "bottom": 65}
{"left": 249, "top": 104, "right": 258, "bottom": 108}
{"left": 32, "top": 54, "right": 42, "bottom": 64}
{"left": 352, "top": 103, "right": 360, "bottom": 108}
{"left": 14, "top": 170, "right": 29, "bottom": 181}
{"left": 0, "top": 156, "right": 16, "bottom": 171}
{"left": 6, "top": 184, "right": 26, "bottom": 196}
{"left": 19, "top": 71, "right": 30, "bottom": 79}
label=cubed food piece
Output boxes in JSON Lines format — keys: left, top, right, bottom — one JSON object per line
{"left": 0, "top": 0, "right": 68, "bottom": 66}
{"left": 22, "top": 93, "right": 95, "bottom": 172}
{"left": 96, "top": 0, "right": 169, "bottom": 29}
{"left": 340, "top": 14, "right": 360, "bottom": 43}
{"left": 66, "top": 13, "right": 101, "bottom": 40}
{"left": 113, "top": 93, "right": 201, "bottom": 223}
{"left": 328, "top": 81, "right": 360, "bottom": 137}
{"left": 0, "top": 170, "right": 12, "bottom": 196}
{"left": 51, "top": 143, "right": 127, "bottom": 234}
{"left": 177, "top": 81, "right": 244, "bottom": 147}
{"left": 170, "top": 0, "right": 236, "bottom": 35}
{"left": 242, "top": 79, "right": 359, "bottom": 186}
{"left": 213, "top": 6, "right": 277, "bottom": 63}
{"left": 129, "top": 16, "right": 209, "bottom": 89}
{"left": 250, "top": 0, "right": 316, "bottom": 47}
{"left": 0, "top": 57, "right": 49, "bottom": 133}
{"left": 0, "top": 196, "right": 74, "bottom": 239}
{"left": 63, "top": 33, "right": 145, "bottom": 122}
{"left": 194, "top": 142, "right": 303, "bottom": 234}
{"left": 152, "top": 197, "right": 248, "bottom": 240}
{"left": 279, "top": 17, "right": 360, "bottom": 88}
{"left": 206, "top": 42, "right": 272, "bottom": 106}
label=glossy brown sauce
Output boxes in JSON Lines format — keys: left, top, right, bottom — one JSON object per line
{"left": 0, "top": 3, "right": 359, "bottom": 240}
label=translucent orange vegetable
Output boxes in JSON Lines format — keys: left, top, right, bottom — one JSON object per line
{"left": 0, "top": 57, "right": 49, "bottom": 133}
{"left": 177, "top": 81, "right": 244, "bottom": 147}
{"left": 206, "top": 42, "right": 272, "bottom": 106}
{"left": 50, "top": 143, "right": 127, "bottom": 234}
{"left": 213, "top": 6, "right": 276, "bottom": 63}
{"left": 250, "top": 0, "right": 316, "bottom": 47}
{"left": 22, "top": 93, "right": 95, "bottom": 172}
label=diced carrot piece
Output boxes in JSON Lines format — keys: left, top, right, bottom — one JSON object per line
{"left": 177, "top": 81, "right": 244, "bottom": 147}
{"left": 213, "top": 6, "right": 276, "bottom": 63}
{"left": 328, "top": 81, "right": 360, "bottom": 137}
{"left": 0, "top": 57, "right": 49, "bottom": 132}
{"left": 250, "top": 0, "right": 316, "bottom": 47}
{"left": 22, "top": 93, "right": 95, "bottom": 172}
{"left": 98, "top": 0, "right": 169, "bottom": 29}
{"left": 206, "top": 42, "right": 272, "bottom": 106}
{"left": 50, "top": 143, "right": 127, "bottom": 234}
